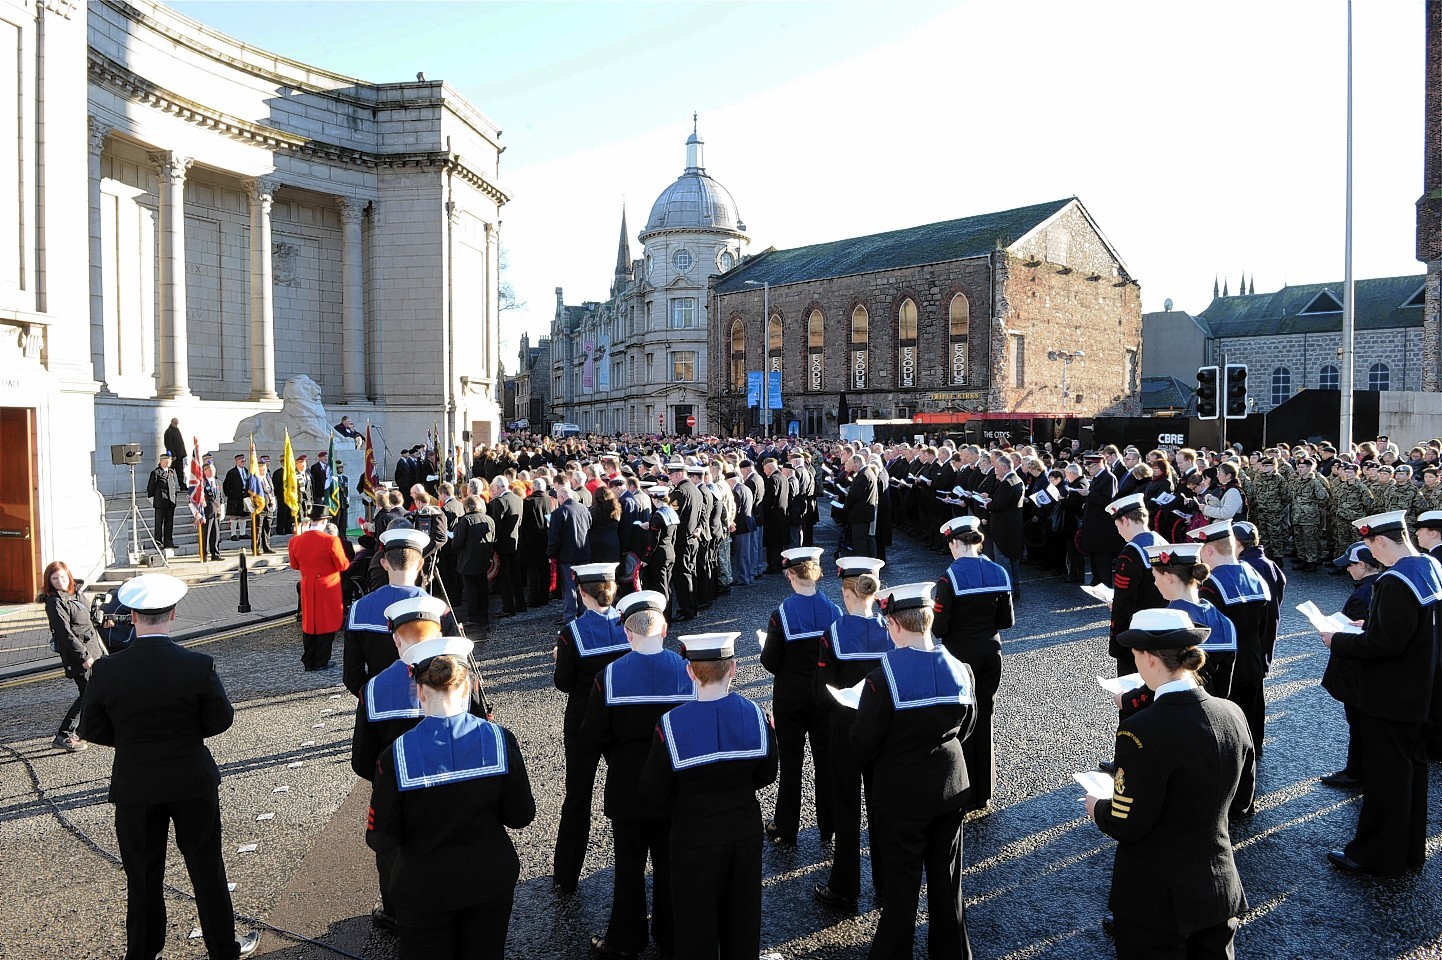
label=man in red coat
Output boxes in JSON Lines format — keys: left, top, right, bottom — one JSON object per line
{"left": 289, "top": 506, "right": 350, "bottom": 671}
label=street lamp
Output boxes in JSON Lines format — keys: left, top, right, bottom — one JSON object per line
{"left": 743, "top": 279, "right": 771, "bottom": 437}
{"left": 1047, "top": 348, "right": 1085, "bottom": 416}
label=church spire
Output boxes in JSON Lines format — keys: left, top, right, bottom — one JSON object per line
{"left": 685, "top": 114, "right": 705, "bottom": 172}
{"left": 614, "top": 206, "right": 631, "bottom": 281}
{"left": 1214, "top": 275, "right": 1220, "bottom": 298}
{"left": 1223, "top": 277, "right": 1230, "bottom": 297}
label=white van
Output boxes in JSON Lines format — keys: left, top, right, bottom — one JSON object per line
{"left": 551, "top": 422, "right": 581, "bottom": 439}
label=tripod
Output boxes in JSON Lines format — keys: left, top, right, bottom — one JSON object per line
{"left": 111, "top": 463, "right": 169, "bottom": 568}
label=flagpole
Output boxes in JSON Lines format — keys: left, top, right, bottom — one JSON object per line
{"left": 1339, "top": 0, "right": 1356, "bottom": 452}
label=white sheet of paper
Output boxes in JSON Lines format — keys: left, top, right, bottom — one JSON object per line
{"left": 826, "top": 680, "right": 867, "bottom": 710}
{"left": 755, "top": 628, "right": 766, "bottom": 650}
{"left": 1296, "top": 600, "right": 1362, "bottom": 634}
{"left": 830, "top": 500, "right": 844, "bottom": 510}
{"left": 1030, "top": 491, "right": 1053, "bottom": 506}
{"left": 1081, "top": 583, "right": 1115, "bottom": 605}
{"left": 1096, "top": 673, "right": 1146, "bottom": 696}
{"left": 1074, "top": 770, "right": 1115, "bottom": 801}
{"left": 236, "top": 843, "right": 259, "bottom": 854}
{"left": 1154, "top": 491, "right": 1176, "bottom": 506}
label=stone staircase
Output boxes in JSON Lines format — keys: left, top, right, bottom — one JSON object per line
{"left": 100, "top": 493, "right": 294, "bottom": 588}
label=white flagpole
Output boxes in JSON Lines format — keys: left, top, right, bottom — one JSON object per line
{"left": 1339, "top": 0, "right": 1356, "bottom": 452}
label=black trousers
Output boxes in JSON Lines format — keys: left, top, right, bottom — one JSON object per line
{"left": 463, "top": 573, "right": 489, "bottom": 625}
{"left": 772, "top": 689, "right": 833, "bottom": 842}
{"left": 643, "top": 555, "right": 674, "bottom": 601}
{"left": 257, "top": 515, "right": 273, "bottom": 553}
{"left": 673, "top": 540, "right": 700, "bottom": 617}
{"left": 827, "top": 707, "right": 880, "bottom": 901}
{"left": 607, "top": 818, "right": 673, "bottom": 954}
{"left": 1114, "top": 915, "right": 1238, "bottom": 960}
{"left": 497, "top": 553, "right": 526, "bottom": 613}
{"left": 849, "top": 522, "right": 876, "bottom": 558}
{"left": 963, "top": 653, "right": 1002, "bottom": 809}
{"left": 396, "top": 892, "right": 514, "bottom": 960}
{"left": 58, "top": 674, "right": 87, "bottom": 737}
{"left": 1089, "top": 553, "right": 1115, "bottom": 587}
{"left": 670, "top": 833, "right": 762, "bottom": 960}
{"left": 302, "top": 631, "right": 334, "bottom": 670}
{"left": 377, "top": 846, "right": 399, "bottom": 915}
{"left": 115, "top": 794, "right": 237, "bottom": 960}
{"left": 154, "top": 501, "right": 175, "bottom": 546}
{"left": 1228, "top": 677, "right": 1266, "bottom": 758}
{"left": 526, "top": 556, "right": 551, "bottom": 608}
{"left": 1346, "top": 712, "right": 1430, "bottom": 875}
{"left": 204, "top": 516, "right": 222, "bottom": 559}
{"left": 869, "top": 806, "right": 970, "bottom": 960}
{"left": 553, "top": 729, "right": 602, "bottom": 890}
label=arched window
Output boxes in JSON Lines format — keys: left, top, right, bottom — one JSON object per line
{"left": 1369, "top": 362, "right": 1390, "bottom": 391}
{"left": 1270, "top": 366, "right": 1291, "bottom": 406}
{"left": 948, "top": 293, "right": 969, "bottom": 385}
{"left": 767, "top": 314, "right": 782, "bottom": 374}
{"left": 897, "top": 298, "right": 918, "bottom": 388}
{"left": 850, "top": 305, "right": 869, "bottom": 389}
{"left": 729, "top": 318, "right": 746, "bottom": 392}
{"left": 1318, "top": 364, "right": 1339, "bottom": 390}
{"left": 807, "top": 310, "right": 825, "bottom": 391}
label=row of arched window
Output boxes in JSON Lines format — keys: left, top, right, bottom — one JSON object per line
{"left": 728, "top": 293, "right": 973, "bottom": 393}
{"left": 1269, "top": 362, "right": 1390, "bottom": 405}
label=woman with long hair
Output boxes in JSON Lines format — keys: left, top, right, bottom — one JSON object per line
{"left": 41, "top": 561, "right": 107, "bottom": 752}
{"left": 589, "top": 486, "right": 623, "bottom": 564}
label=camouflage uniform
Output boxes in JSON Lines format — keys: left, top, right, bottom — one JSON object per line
{"left": 1329, "top": 472, "right": 1374, "bottom": 550}
{"left": 1288, "top": 469, "right": 1330, "bottom": 567}
{"left": 1418, "top": 480, "right": 1442, "bottom": 514}
{"left": 1383, "top": 476, "right": 1423, "bottom": 524}
{"left": 1248, "top": 466, "right": 1289, "bottom": 559}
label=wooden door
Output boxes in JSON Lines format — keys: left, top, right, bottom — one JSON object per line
{"left": 0, "top": 407, "right": 38, "bottom": 602}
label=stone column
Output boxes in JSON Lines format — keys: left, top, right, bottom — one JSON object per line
{"left": 149, "top": 152, "right": 192, "bottom": 398}
{"left": 338, "top": 197, "right": 366, "bottom": 402}
{"left": 88, "top": 119, "right": 111, "bottom": 389}
{"left": 247, "top": 178, "right": 279, "bottom": 401}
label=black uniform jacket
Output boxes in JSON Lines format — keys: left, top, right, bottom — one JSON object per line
{"left": 80, "top": 635, "right": 234, "bottom": 805}
{"left": 1109, "top": 533, "right": 1165, "bottom": 657}
{"left": 1328, "top": 555, "right": 1442, "bottom": 723}
{"left": 761, "top": 592, "right": 844, "bottom": 706}
{"left": 1199, "top": 563, "right": 1272, "bottom": 688}
{"left": 488, "top": 490, "right": 525, "bottom": 555}
{"left": 367, "top": 714, "right": 535, "bottom": 913}
{"left": 351, "top": 657, "right": 491, "bottom": 780}
{"left": 933, "top": 556, "right": 1015, "bottom": 662}
{"left": 986, "top": 470, "right": 1026, "bottom": 559}
{"left": 1080, "top": 469, "right": 1124, "bottom": 554}
{"left": 1094, "top": 687, "right": 1254, "bottom": 935}
{"left": 553, "top": 610, "right": 629, "bottom": 728}
{"left": 343, "top": 584, "right": 456, "bottom": 696}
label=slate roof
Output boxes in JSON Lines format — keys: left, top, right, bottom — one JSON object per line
{"left": 713, "top": 198, "right": 1077, "bottom": 292}
{"left": 1197, "top": 274, "right": 1425, "bottom": 338}
{"left": 1140, "top": 376, "right": 1194, "bottom": 413}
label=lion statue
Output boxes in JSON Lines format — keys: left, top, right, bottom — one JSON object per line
{"left": 232, "top": 375, "right": 333, "bottom": 452}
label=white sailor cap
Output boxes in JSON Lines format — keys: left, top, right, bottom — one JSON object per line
{"left": 679, "top": 632, "right": 739, "bottom": 661}
{"left": 940, "top": 516, "right": 982, "bottom": 539}
{"left": 781, "top": 546, "right": 824, "bottom": 568}
{"left": 384, "top": 595, "right": 449, "bottom": 629}
{"left": 616, "top": 590, "right": 667, "bottom": 618}
{"left": 570, "top": 562, "right": 618, "bottom": 584}
{"left": 878, "top": 581, "right": 936, "bottom": 614}
{"left": 665, "top": 460, "right": 686, "bottom": 472}
{"left": 1118, "top": 608, "right": 1209, "bottom": 651}
{"left": 1417, "top": 510, "right": 1442, "bottom": 531}
{"left": 646, "top": 485, "right": 671, "bottom": 497}
{"left": 836, "top": 556, "right": 885, "bottom": 578}
{"left": 1142, "top": 542, "right": 1203, "bottom": 566}
{"left": 115, "top": 573, "right": 188, "bottom": 613}
{"left": 685, "top": 463, "right": 707, "bottom": 475}
{"left": 400, "top": 635, "right": 474, "bottom": 666}
{"left": 1106, "top": 493, "right": 1147, "bottom": 519}
{"left": 1188, "top": 519, "right": 1235, "bottom": 543}
{"left": 1354, "top": 509, "right": 1408, "bottom": 538}
{"left": 379, "top": 528, "right": 430, "bottom": 552}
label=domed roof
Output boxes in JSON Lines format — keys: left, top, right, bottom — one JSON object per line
{"left": 640, "top": 129, "right": 747, "bottom": 239}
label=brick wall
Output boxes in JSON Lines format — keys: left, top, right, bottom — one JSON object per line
{"left": 1212, "top": 328, "right": 1424, "bottom": 411}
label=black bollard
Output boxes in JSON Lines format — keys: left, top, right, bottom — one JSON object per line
{"left": 238, "top": 551, "right": 252, "bottom": 613}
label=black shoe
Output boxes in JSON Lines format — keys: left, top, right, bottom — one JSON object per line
{"left": 553, "top": 618, "right": 568, "bottom": 626}
{"left": 1098, "top": 759, "right": 1117, "bottom": 774}
{"left": 237, "top": 931, "right": 261, "bottom": 956}
{"left": 813, "top": 882, "right": 857, "bottom": 912}
{"left": 1328, "top": 849, "right": 1366, "bottom": 873}
{"left": 673, "top": 614, "right": 695, "bottom": 623}
{"left": 1102, "top": 913, "right": 1116, "bottom": 939}
{"left": 1321, "top": 769, "right": 1362, "bottom": 789}
{"left": 590, "top": 934, "right": 637, "bottom": 959}
{"left": 764, "top": 821, "right": 796, "bottom": 845}
{"left": 370, "top": 907, "right": 396, "bottom": 931}
{"left": 498, "top": 610, "right": 516, "bottom": 618}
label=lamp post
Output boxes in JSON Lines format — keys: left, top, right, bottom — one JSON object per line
{"left": 1047, "top": 348, "right": 1085, "bottom": 417}
{"left": 744, "top": 279, "right": 771, "bottom": 437}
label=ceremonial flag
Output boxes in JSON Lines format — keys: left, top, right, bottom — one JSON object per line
{"left": 361, "top": 423, "right": 379, "bottom": 505}
{"left": 282, "top": 430, "right": 298, "bottom": 516}
{"left": 326, "top": 433, "right": 340, "bottom": 515}
{"left": 188, "top": 436, "right": 204, "bottom": 522}
{"left": 247, "top": 434, "right": 266, "bottom": 509}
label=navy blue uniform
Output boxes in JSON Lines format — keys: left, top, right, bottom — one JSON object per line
{"left": 342, "top": 583, "right": 458, "bottom": 696}
{"left": 1169, "top": 598, "right": 1239, "bottom": 699}
{"left": 1200, "top": 562, "right": 1272, "bottom": 756}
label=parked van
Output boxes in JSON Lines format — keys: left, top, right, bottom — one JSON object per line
{"left": 551, "top": 422, "right": 581, "bottom": 439}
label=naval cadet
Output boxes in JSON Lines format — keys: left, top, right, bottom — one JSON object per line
{"left": 582, "top": 589, "right": 697, "bottom": 960}
{"left": 852, "top": 581, "right": 976, "bottom": 960}
{"left": 551, "top": 562, "right": 630, "bottom": 893}
{"left": 1415, "top": 509, "right": 1442, "bottom": 562}
{"left": 760, "top": 545, "right": 844, "bottom": 845}
{"left": 638, "top": 632, "right": 779, "bottom": 960}
{"left": 1321, "top": 509, "right": 1442, "bottom": 876}
{"left": 1087, "top": 608, "right": 1255, "bottom": 960}
{"left": 1107, "top": 494, "right": 1166, "bottom": 679}
{"left": 814, "top": 556, "right": 892, "bottom": 912}
{"left": 1318, "top": 541, "right": 1383, "bottom": 792}
{"left": 366, "top": 647, "right": 535, "bottom": 960}
{"left": 1146, "top": 542, "right": 1238, "bottom": 700}
{"left": 931, "top": 516, "right": 1014, "bottom": 813}
{"left": 638, "top": 485, "right": 679, "bottom": 600}
{"left": 79, "top": 573, "right": 260, "bottom": 960}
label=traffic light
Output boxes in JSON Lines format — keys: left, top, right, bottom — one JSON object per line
{"left": 1196, "top": 365, "right": 1219, "bottom": 420}
{"left": 1224, "top": 363, "right": 1249, "bottom": 419}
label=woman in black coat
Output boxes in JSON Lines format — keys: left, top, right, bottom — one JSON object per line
{"left": 588, "top": 486, "right": 622, "bottom": 564}
{"left": 452, "top": 496, "right": 496, "bottom": 629}
{"left": 42, "top": 561, "right": 107, "bottom": 752}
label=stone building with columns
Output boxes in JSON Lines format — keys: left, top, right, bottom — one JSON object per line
{"left": 0, "top": 0, "right": 507, "bottom": 595}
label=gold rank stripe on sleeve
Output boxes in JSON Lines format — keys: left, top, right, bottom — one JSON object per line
{"left": 1109, "top": 796, "right": 1133, "bottom": 819}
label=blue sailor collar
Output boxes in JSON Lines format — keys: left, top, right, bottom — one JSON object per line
{"left": 945, "top": 555, "right": 1013, "bottom": 596}
{"left": 365, "top": 659, "right": 422, "bottom": 721}
{"left": 879, "top": 646, "right": 976, "bottom": 710}
{"left": 661, "top": 694, "right": 769, "bottom": 771}
{"left": 778, "top": 592, "right": 844, "bottom": 642}
{"left": 394, "top": 713, "right": 507, "bottom": 791}
{"left": 603, "top": 650, "right": 697, "bottom": 706}
{"left": 828, "top": 614, "right": 892, "bottom": 661}
{"left": 1125, "top": 531, "right": 1164, "bottom": 567}
{"left": 654, "top": 505, "right": 679, "bottom": 526}
{"left": 1206, "top": 562, "right": 1271, "bottom": 605}
{"left": 348, "top": 584, "right": 430, "bottom": 633}
{"left": 569, "top": 608, "right": 629, "bottom": 658}
{"left": 1380, "top": 554, "right": 1442, "bottom": 606}
{"left": 1168, "top": 598, "right": 1238, "bottom": 653}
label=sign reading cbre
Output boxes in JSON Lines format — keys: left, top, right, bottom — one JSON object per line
{"left": 1196, "top": 365, "right": 1219, "bottom": 420}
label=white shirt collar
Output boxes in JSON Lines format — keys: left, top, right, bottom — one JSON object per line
{"left": 1153, "top": 676, "right": 1198, "bottom": 700}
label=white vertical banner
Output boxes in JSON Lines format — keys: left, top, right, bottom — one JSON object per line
{"left": 899, "top": 344, "right": 916, "bottom": 388}
{"left": 951, "top": 341, "right": 967, "bottom": 385}
{"left": 809, "top": 350, "right": 823, "bottom": 391}
{"left": 853, "top": 350, "right": 868, "bottom": 390}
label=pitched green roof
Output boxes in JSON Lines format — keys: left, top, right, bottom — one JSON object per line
{"left": 1197, "top": 275, "right": 1424, "bottom": 338}
{"left": 713, "top": 197, "right": 1076, "bottom": 292}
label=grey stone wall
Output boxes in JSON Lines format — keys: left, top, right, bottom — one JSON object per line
{"left": 1213, "top": 327, "right": 1425, "bottom": 411}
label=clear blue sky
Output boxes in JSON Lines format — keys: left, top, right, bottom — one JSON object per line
{"left": 175, "top": 0, "right": 1427, "bottom": 367}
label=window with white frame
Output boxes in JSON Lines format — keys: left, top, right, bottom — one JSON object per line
{"left": 670, "top": 298, "right": 696, "bottom": 329}
{"left": 1369, "top": 362, "right": 1390, "bottom": 391}
{"left": 1271, "top": 366, "right": 1291, "bottom": 406}
{"left": 1319, "top": 364, "right": 1339, "bottom": 390}
{"left": 672, "top": 351, "right": 696, "bottom": 382}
